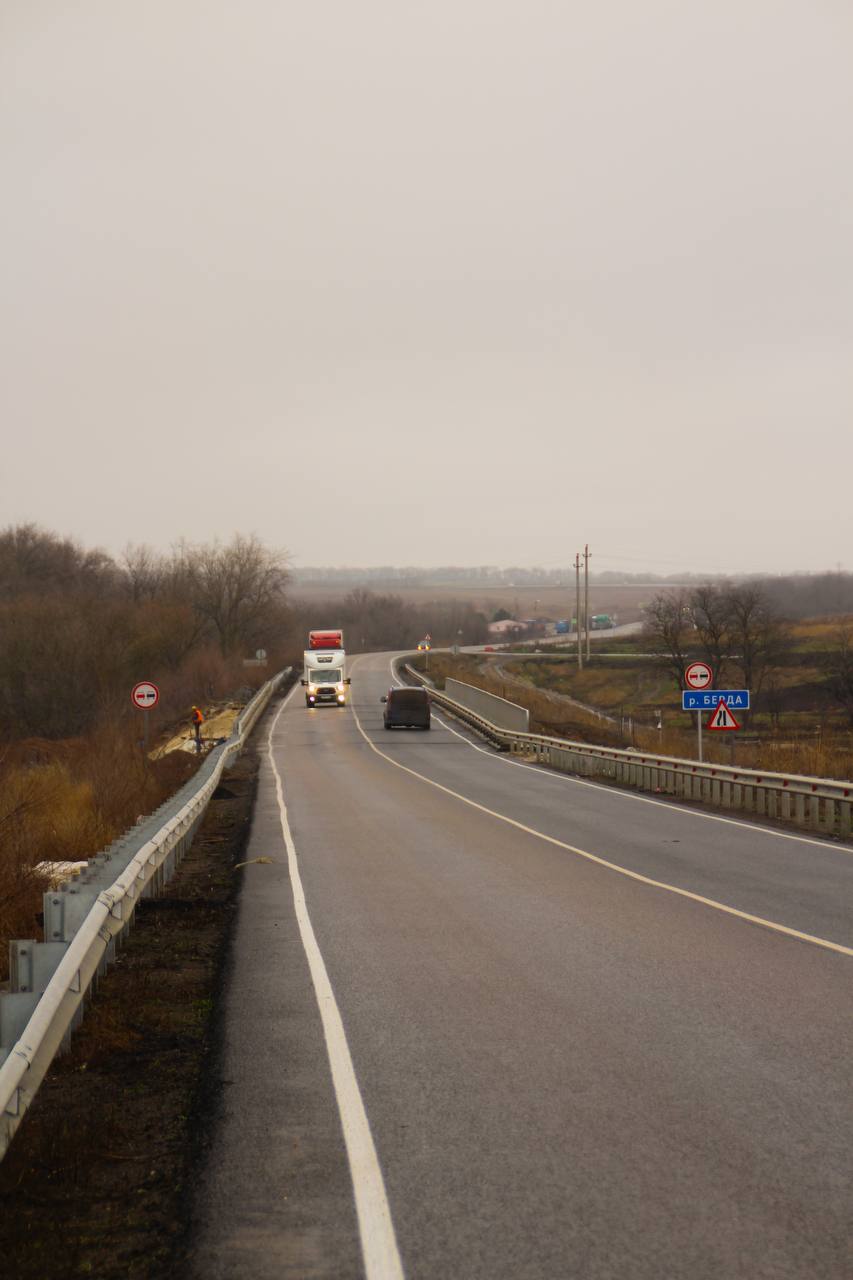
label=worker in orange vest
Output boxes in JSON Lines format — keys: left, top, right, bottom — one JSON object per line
{"left": 191, "top": 705, "right": 204, "bottom": 751}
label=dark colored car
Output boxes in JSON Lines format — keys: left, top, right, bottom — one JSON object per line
{"left": 381, "top": 686, "right": 431, "bottom": 730}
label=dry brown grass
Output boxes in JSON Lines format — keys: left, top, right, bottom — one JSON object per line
{"left": 788, "top": 614, "right": 853, "bottom": 649}
{"left": 0, "top": 639, "right": 266, "bottom": 983}
{"left": 0, "top": 731, "right": 202, "bottom": 982}
{"left": 511, "top": 658, "right": 669, "bottom": 712}
{"left": 628, "top": 723, "right": 853, "bottom": 781}
{"left": 421, "top": 654, "right": 627, "bottom": 748}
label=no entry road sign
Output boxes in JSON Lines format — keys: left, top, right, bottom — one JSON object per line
{"left": 684, "top": 661, "right": 713, "bottom": 690}
{"left": 682, "top": 689, "right": 749, "bottom": 712}
{"left": 132, "top": 681, "right": 160, "bottom": 710}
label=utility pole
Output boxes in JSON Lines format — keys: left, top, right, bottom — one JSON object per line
{"left": 574, "top": 552, "right": 583, "bottom": 670}
{"left": 584, "top": 543, "right": 591, "bottom": 662}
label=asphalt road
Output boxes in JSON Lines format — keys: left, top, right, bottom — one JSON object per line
{"left": 191, "top": 652, "right": 853, "bottom": 1280}
{"left": 463, "top": 620, "right": 644, "bottom": 653}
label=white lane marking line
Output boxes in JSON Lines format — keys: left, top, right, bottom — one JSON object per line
{"left": 267, "top": 687, "right": 405, "bottom": 1280}
{"left": 385, "top": 656, "right": 853, "bottom": 859}
{"left": 345, "top": 667, "right": 853, "bottom": 959}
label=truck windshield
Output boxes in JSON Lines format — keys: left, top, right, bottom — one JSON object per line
{"left": 310, "top": 670, "right": 341, "bottom": 684}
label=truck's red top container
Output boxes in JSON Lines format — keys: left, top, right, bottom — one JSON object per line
{"left": 308, "top": 630, "right": 344, "bottom": 650}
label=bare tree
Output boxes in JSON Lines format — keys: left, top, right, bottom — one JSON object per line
{"left": 180, "top": 535, "right": 290, "bottom": 655}
{"left": 687, "top": 582, "right": 732, "bottom": 685}
{"left": 646, "top": 582, "right": 787, "bottom": 717}
{"left": 0, "top": 523, "right": 117, "bottom": 597}
{"left": 642, "top": 589, "right": 692, "bottom": 689}
{"left": 122, "top": 543, "right": 165, "bottom": 602}
{"left": 725, "top": 583, "right": 786, "bottom": 700}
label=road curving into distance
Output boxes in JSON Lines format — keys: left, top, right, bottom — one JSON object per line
{"left": 191, "top": 651, "right": 853, "bottom": 1280}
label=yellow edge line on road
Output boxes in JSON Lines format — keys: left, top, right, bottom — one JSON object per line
{"left": 350, "top": 669, "right": 853, "bottom": 960}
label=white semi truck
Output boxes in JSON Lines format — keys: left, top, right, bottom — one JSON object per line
{"left": 302, "top": 630, "right": 350, "bottom": 707}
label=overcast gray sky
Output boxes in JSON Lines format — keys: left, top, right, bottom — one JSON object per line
{"left": 2, "top": 2, "right": 851, "bottom": 575}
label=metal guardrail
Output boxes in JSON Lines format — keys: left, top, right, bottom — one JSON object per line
{"left": 0, "top": 668, "right": 291, "bottom": 1161}
{"left": 445, "top": 678, "right": 530, "bottom": 733}
{"left": 401, "top": 663, "right": 853, "bottom": 840}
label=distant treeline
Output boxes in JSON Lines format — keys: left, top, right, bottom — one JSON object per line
{"left": 758, "top": 573, "right": 853, "bottom": 620}
{"left": 289, "top": 588, "right": 488, "bottom": 652}
{"left": 293, "top": 565, "right": 690, "bottom": 586}
{"left": 0, "top": 524, "right": 291, "bottom": 740}
{"left": 294, "top": 565, "right": 853, "bottom": 605}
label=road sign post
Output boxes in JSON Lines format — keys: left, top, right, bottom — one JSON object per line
{"left": 131, "top": 681, "right": 160, "bottom": 753}
{"left": 683, "top": 663, "right": 714, "bottom": 761}
{"left": 684, "top": 664, "right": 712, "bottom": 761}
{"left": 682, "top": 679, "right": 749, "bottom": 762}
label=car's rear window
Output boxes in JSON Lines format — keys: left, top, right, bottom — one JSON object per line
{"left": 390, "top": 689, "right": 428, "bottom": 709}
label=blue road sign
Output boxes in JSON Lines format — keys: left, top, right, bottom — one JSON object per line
{"left": 682, "top": 689, "right": 750, "bottom": 711}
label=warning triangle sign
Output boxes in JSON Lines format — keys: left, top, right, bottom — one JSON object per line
{"left": 707, "top": 700, "right": 740, "bottom": 731}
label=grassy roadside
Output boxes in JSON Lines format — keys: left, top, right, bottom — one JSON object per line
{"left": 0, "top": 691, "right": 260, "bottom": 984}
{"left": 0, "top": 734, "right": 205, "bottom": 984}
{"left": 0, "top": 741, "right": 262, "bottom": 1279}
{"left": 415, "top": 639, "right": 853, "bottom": 780}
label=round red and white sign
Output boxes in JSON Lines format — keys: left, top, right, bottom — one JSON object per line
{"left": 132, "top": 681, "right": 160, "bottom": 710}
{"left": 684, "top": 661, "right": 713, "bottom": 690}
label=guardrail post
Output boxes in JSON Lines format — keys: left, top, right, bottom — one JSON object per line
{"left": 9, "top": 940, "right": 68, "bottom": 995}
{"left": 0, "top": 994, "right": 40, "bottom": 1055}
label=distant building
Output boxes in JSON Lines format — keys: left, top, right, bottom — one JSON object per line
{"left": 487, "top": 619, "right": 523, "bottom": 636}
